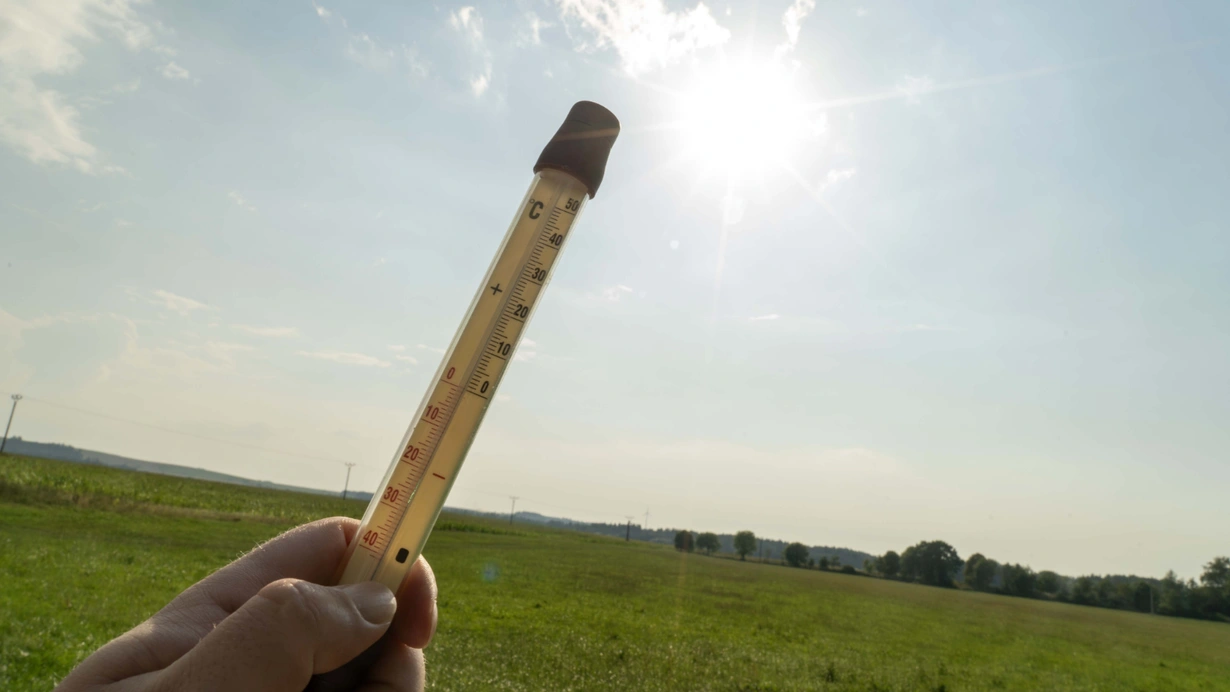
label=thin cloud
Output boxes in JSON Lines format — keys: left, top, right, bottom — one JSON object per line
{"left": 601, "top": 284, "right": 634, "bottom": 302}
{"left": 388, "top": 344, "right": 406, "bottom": 352}
{"left": 296, "top": 350, "right": 390, "bottom": 367}
{"left": 554, "top": 0, "right": 730, "bottom": 75}
{"left": 0, "top": 0, "right": 154, "bottom": 173}
{"left": 774, "top": 0, "right": 816, "bottom": 59}
{"left": 897, "top": 75, "right": 935, "bottom": 103}
{"left": 151, "top": 289, "right": 213, "bottom": 316}
{"left": 750, "top": 314, "right": 780, "bottom": 321}
{"left": 160, "top": 62, "right": 190, "bottom": 80}
{"left": 231, "top": 324, "right": 301, "bottom": 338}
{"left": 519, "top": 12, "right": 553, "bottom": 46}
{"left": 818, "top": 168, "right": 857, "bottom": 193}
{"left": 418, "top": 343, "right": 446, "bottom": 354}
{"left": 314, "top": 2, "right": 429, "bottom": 79}
{"left": 228, "top": 191, "right": 256, "bottom": 211}
{"left": 395, "top": 354, "right": 419, "bottom": 364}
{"left": 514, "top": 337, "right": 539, "bottom": 362}
{"left": 450, "top": 6, "right": 492, "bottom": 96}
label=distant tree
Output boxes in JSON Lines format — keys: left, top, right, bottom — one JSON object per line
{"left": 1131, "top": 581, "right": 1153, "bottom": 612}
{"left": 863, "top": 558, "right": 874, "bottom": 574}
{"left": 900, "top": 546, "right": 920, "bottom": 582}
{"left": 1096, "top": 577, "right": 1114, "bottom": 606}
{"left": 818, "top": 556, "right": 829, "bottom": 570}
{"left": 1071, "top": 576, "right": 1096, "bottom": 605}
{"left": 673, "top": 530, "right": 694, "bottom": 553}
{"left": 695, "top": 532, "right": 720, "bottom": 555}
{"left": 900, "top": 541, "right": 962, "bottom": 587}
{"left": 1201, "top": 557, "right": 1230, "bottom": 590}
{"left": 1036, "top": 571, "right": 1061, "bottom": 595}
{"left": 784, "top": 542, "right": 809, "bottom": 567}
{"left": 963, "top": 553, "right": 985, "bottom": 585}
{"left": 808, "top": 558, "right": 815, "bottom": 568}
{"left": 963, "top": 553, "right": 998, "bottom": 591}
{"left": 841, "top": 565, "right": 856, "bottom": 575}
{"left": 1000, "top": 563, "right": 1037, "bottom": 597}
{"left": 734, "top": 531, "right": 756, "bottom": 560}
{"left": 877, "top": 551, "right": 900, "bottom": 579}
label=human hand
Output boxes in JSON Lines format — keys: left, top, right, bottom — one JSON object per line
{"left": 55, "top": 517, "right": 437, "bottom": 692}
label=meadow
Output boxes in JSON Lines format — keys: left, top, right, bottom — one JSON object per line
{"left": 2, "top": 454, "right": 1228, "bottom": 691}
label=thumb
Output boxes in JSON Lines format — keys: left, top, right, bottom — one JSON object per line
{"left": 157, "top": 579, "right": 396, "bottom": 692}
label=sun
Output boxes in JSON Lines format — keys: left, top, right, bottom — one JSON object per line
{"left": 673, "top": 57, "right": 812, "bottom": 179}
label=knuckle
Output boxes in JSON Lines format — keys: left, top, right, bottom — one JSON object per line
{"left": 255, "top": 578, "right": 327, "bottom": 634}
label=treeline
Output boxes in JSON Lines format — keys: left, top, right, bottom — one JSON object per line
{"left": 672, "top": 530, "right": 1230, "bottom": 624}
{"left": 671, "top": 529, "right": 866, "bottom": 573}
{"left": 865, "top": 540, "right": 1230, "bottom": 623}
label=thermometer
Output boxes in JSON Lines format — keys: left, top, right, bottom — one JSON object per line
{"left": 336, "top": 102, "right": 619, "bottom": 592}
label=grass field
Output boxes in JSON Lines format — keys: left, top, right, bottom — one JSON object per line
{"left": 2, "top": 454, "right": 1228, "bottom": 691}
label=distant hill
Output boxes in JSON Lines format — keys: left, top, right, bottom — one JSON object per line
{"left": 2, "top": 437, "right": 373, "bottom": 503}
{"left": 446, "top": 508, "right": 877, "bottom": 566}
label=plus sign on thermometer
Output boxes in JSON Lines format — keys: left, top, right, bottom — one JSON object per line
{"left": 336, "top": 102, "right": 620, "bottom": 592}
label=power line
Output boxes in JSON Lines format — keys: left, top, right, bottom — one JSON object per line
{"left": 2, "top": 392, "right": 377, "bottom": 471}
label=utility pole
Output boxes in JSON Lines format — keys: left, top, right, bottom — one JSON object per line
{"left": 341, "top": 462, "right": 356, "bottom": 500}
{"left": 625, "top": 516, "right": 634, "bottom": 542}
{"left": 0, "top": 394, "right": 22, "bottom": 455}
{"left": 509, "top": 496, "right": 519, "bottom": 524}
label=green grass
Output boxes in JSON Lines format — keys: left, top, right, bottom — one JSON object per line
{"left": 2, "top": 454, "right": 1228, "bottom": 691}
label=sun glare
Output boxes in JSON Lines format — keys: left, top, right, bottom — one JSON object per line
{"left": 675, "top": 58, "right": 812, "bottom": 178}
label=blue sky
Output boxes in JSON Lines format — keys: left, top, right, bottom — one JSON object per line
{"left": 1, "top": 0, "right": 1228, "bottom": 578}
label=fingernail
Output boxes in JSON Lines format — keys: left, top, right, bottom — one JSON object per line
{"left": 341, "top": 582, "right": 397, "bottom": 625}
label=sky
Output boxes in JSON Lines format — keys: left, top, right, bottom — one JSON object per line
{"left": 1, "top": 0, "right": 1228, "bottom": 580}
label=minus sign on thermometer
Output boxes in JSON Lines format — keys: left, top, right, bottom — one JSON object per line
{"left": 335, "top": 102, "right": 620, "bottom": 592}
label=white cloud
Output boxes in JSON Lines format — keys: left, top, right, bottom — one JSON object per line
{"left": 554, "top": 0, "right": 730, "bottom": 75}
{"left": 774, "top": 0, "right": 815, "bottom": 58}
{"left": 750, "top": 314, "right": 780, "bottom": 321}
{"left": 818, "top": 167, "right": 857, "bottom": 192}
{"left": 228, "top": 190, "right": 256, "bottom": 211}
{"left": 387, "top": 344, "right": 405, "bottom": 352}
{"left": 230, "top": 324, "right": 301, "bottom": 338}
{"left": 346, "top": 32, "right": 395, "bottom": 70}
{"left": 314, "top": 3, "right": 428, "bottom": 80}
{"left": 159, "top": 61, "right": 189, "bottom": 80}
{"left": 856, "top": 7, "right": 869, "bottom": 18}
{"left": 0, "top": 0, "right": 154, "bottom": 173}
{"left": 151, "top": 289, "right": 213, "bottom": 316}
{"left": 450, "top": 6, "right": 492, "bottom": 96}
{"left": 296, "top": 350, "right": 390, "bottom": 367}
{"left": 395, "top": 354, "right": 418, "bottom": 364}
{"left": 897, "top": 74, "right": 935, "bottom": 103}
{"left": 669, "top": 239, "right": 679, "bottom": 250}
{"left": 204, "top": 341, "right": 254, "bottom": 364}
{"left": 514, "top": 337, "right": 539, "bottom": 362}
{"left": 417, "top": 343, "right": 446, "bottom": 354}
{"left": 601, "top": 284, "right": 634, "bottom": 302}
{"left": 519, "top": 12, "right": 552, "bottom": 46}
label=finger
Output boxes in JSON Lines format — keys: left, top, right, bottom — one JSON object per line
{"left": 191, "top": 517, "right": 360, "bottom": 613}
{"left": 155, "top": 579, "right": 396, "bottom": 692}
{"left": 358, "top": 642, "right": 426, "bottom": 692}
{"left": 389, "top": 556, "right": 438, "bottom": 649}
